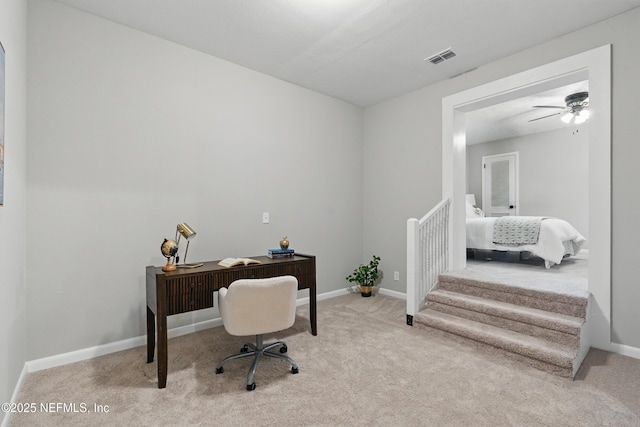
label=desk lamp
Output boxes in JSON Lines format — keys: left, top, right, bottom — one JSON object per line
{"left": 175, "top": 223, "right": 203, "bottom": 268}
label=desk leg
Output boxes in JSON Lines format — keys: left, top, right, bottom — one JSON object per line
{"left": 310, "top": 286, "right": 317, "bottom": 336}
{"left": 146, "top": 307, "right": 155, "bottom": 363}
{"left": 157, "top": 312, "right": 168, "bottom": 388}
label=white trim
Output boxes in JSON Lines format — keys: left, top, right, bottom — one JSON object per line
{"left": 0, "top": 364, "right": 29, "bottom": 427}
{"left": 26, "top": 335, "right": 143, "bottom": 373}
{"left": 379, "top": 287, "right": 406, "bottom": 300}
{"left": 443, "top": 45, "right": 611, "bottom": 348}
{"left": 406, "top": 217, "right": 419, "bottom": 315}
{"left": 481, "top": 151, "right": 520, "bottom": 216}
{"left": 606, "top": 343, "right": 640, "bottom": 360}
{"left": 25, "top": 315, "right": 227, "bottom": 373}
{"left": 26, "top": 289, "right": 348, "bottom": 373}
{"left": 298, "top": 288, "right": 349, "bottom": 305}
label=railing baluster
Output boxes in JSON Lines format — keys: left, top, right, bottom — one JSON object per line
{"left": 406, "top": 198, "right": 451, "bottom": 321}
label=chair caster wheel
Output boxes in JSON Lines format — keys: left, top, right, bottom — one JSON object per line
{"left": 279, "top": 345, "right": 288, "bottom": 354}
{"left": 291, "top": 367, "right": 299, "bottom": 374}
{"left": 240, "top": 346, "right": 249, "bottom": 353}
{"left": 247, "top": 383, "right": 256, "bottom": 391}
{"left": 215, "top": 367, "right": 224, "bottom": 374}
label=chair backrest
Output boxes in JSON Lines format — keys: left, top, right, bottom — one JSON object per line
{"left": 218, "top": 275, "right": 298, "bottom": 336}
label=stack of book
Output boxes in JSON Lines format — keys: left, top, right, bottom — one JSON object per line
{"left": 267, "top": 248, "right": 295, "bottom": 258}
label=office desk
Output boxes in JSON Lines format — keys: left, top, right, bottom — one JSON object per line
{"left": 146, "top": 254, "right": 316, "bottom": 388}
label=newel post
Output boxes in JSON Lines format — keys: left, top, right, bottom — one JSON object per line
{"left": 406, "top": 218, "right": 419, "bottom": 324}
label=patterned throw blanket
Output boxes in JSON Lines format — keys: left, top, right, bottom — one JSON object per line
{"left": 492, "top": 216, "right": 545, "bottom": 246}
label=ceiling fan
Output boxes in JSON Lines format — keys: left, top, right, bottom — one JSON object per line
{"left": 529, "top": 91, "right": 590, "bottom": 124}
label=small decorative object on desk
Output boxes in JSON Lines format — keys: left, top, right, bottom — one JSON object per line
{"left": 279, "top": 236, "right": 290, "bottom": 249}
{"left": 160, "top": 239, "right": 179, "bottom": 272}
{"left": 218, "top": 257, "right": 262, "bottom": 267}
{"left": 268, "top": 248, "right": 295, "bottom": 258}
{"left": 346, "top": 255, "right": 381, "bottom": 297}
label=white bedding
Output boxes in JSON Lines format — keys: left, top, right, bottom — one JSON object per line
{"left": 466, "top": 217, "right": 586, "bottom": 265}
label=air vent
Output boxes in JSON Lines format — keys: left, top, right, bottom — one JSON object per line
{"left": 425, "top": 48, "right": 457, "bottom": 65}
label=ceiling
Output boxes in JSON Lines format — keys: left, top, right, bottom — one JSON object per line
{"left": 53, "top": 0, "right": 639, "bottom": 141}
{"left": 466, "top": 80, "right": 589, "bottom": 144}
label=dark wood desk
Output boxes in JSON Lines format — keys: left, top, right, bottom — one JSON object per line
{"left": 146, "top": 254, "right": 316, "bottom": 388}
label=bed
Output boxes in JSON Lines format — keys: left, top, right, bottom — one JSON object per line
{"left": 466, "top": 216, "right": 586, "bottom": 269}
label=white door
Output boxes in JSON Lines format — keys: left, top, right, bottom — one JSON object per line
{"left": 482, "top": 152, "right": 519, "bottom": 217}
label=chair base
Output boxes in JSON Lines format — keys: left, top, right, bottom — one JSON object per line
{"left": 215, "top": 334, "right": 298, "bottom": 391}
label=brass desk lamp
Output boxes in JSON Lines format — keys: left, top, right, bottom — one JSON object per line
{"left": 175, "top": 223, "right": 203, "bottom": 268}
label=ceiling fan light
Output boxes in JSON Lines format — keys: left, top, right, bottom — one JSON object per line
{"left": 560, "top": 111, "right": 573, "bottom": 124}
{"left": 576, "top": 110, "right": 590, "bottom": 125}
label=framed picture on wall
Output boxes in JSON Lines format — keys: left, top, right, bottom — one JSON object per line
{"left": 0, "top": 41, "right": 4, "bottom": 205}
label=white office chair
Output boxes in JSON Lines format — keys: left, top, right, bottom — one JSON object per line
{"left": 215, "top": 275, "right": 299, "bottom": 391}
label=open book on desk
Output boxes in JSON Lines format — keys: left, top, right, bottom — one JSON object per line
{"left": 217, "top": 257, "right": 262, "bottom": 268}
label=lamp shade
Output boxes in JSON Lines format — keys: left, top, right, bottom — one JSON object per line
{"left": 177, "top": 223, "right": 196, "bottom": 240}
{"left": 560, "top": 112, "right": 571, "bottom": 123}
{"left": 465, "top": 194, "right": 476, "bottom": 206}
{"left": 574, "top": 109, "right": 590, "bottom": 124}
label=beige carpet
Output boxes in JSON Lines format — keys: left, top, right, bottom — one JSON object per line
{"left": 464, "top": 250, "right": 588, "bottom": 297}
{"left": 10, "top": 294, "right": 640, "bottom": 426}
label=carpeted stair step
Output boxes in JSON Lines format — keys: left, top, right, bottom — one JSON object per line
{"left": 414, "top": 310, "right": 576, "bottom": 377}
{"left": 426, "top": 289, "right": 583, "bottom": 347}
{"left": 438, "top": 273, "right": 587, "bottom": 318}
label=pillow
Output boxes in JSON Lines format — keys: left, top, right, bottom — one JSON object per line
{"left": 466, "top": 201, "right": 485, "bottom": 218}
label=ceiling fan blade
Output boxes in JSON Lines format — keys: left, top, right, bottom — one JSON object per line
{"left": 528, "top": 112, "right": 561, "bottom": 122}
{"left": 532, "top": 105, "right": 566, "bottom": 109}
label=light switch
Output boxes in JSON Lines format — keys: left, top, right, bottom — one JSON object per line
{"left": 262, "top": 212, "right": 270, "bottom": 224}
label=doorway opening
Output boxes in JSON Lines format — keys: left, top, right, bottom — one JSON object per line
{"left": 442, "top": 45, "right": 611, "bottom": 349}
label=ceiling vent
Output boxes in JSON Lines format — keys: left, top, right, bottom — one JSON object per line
{"left": 425, "top": 48, "right": 456, "bottom": 65}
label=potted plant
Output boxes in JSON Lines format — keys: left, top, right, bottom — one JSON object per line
{"left": 346, "top": 255, "right": 381, "bottom": 297}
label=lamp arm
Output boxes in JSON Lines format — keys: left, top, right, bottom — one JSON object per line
{"left": 183, "top": 241, "right": 190, "bottom": 264}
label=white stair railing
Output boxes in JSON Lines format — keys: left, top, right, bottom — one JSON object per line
{"left": 406, "top": 198, "right": 451, "bottom": 325}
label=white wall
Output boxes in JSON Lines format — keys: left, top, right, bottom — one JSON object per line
{"left": 27, "top": 0, "right": 363, "bottom": 360}
{"left": 20, "top": 0, "right": 640, "bottom": 364}
{"left": 467, "top": 127, "right": 589, "bottom": 244}
{"left": 363, "top": 7, "right": 640, "bottom": 348}
{"left": 0, "top": 0, "right": 27, "bottom": 417}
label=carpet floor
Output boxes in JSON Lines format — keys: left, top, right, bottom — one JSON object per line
{"left": 464, "top": 250, "right": 588, "bottom": 297}
{"left": 9, "top": 293, "right": 640, "bottom": 427}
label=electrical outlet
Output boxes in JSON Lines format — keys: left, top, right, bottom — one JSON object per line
{"left": 262, "top": 212, "right": 270, "bottom": 224}
{"left": 394, "top": 271, "right": 400, "bottom": 281}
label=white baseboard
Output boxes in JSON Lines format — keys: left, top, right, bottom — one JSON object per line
{"left": 606, "top": 342, "right": 640, "bottom": 360}
{"left": 379, "top": 287, "right": 406, "bottom": 300}
{"left": 298, "top": 288, "right": 349, "bottom": 304}
{"left": 25, "top": 288, "right": 351, "bottom": 374}
{"left": 26, "top": 335, "right": 145, "bottom": 373}
{"left": 17, "top": 283, "right": 635, "bottom": 410}
{"left": 1, "top": 364, "right": 28, "bottom": 427}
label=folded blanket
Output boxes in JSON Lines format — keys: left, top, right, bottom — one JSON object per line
{"left": 492, "top": 216, "right": 546, "bottom": 246}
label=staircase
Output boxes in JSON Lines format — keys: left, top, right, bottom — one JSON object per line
{"left": 413, "top": 272, "right": 588, "bottom": 378}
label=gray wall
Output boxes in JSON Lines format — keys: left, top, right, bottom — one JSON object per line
{"left": 362, "top": 7, "right": 640, "bottom": 347}
{"left": 27, "top": 0, "right": 363, "bottom": 360}
{"left": 467, "top": 127, "right": 589, "bottom": 244}
{"left": 15, "top": 0, "right": 640, "bottom": 371}
{"left": 0, "top": 0, "right": 27, "bottom": 416}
